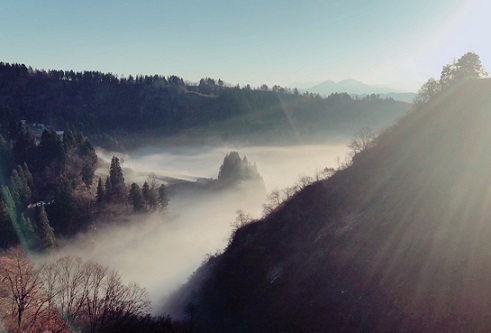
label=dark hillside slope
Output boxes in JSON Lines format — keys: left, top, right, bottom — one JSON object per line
{"left": 168, "top": 79, "right": 491, "bottom": 332}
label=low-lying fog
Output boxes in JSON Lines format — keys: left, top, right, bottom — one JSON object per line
{"left": 51, "top": 143, "right": 349, "bottom": 313}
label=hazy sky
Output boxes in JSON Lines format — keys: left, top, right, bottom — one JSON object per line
{"left": 1, "top": 0, "right": 489, "bottom": 91}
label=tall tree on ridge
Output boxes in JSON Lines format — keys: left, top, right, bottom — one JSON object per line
{"left": 109, "top": 156, "right": 126, "bottom": 199}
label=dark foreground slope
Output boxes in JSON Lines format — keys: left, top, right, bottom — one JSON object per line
{"left": 167, "top": 79, "right": 491, "bottom": 332}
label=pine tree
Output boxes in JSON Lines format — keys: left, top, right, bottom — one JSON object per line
{"left": 62, "top": 124, "right": 77, "bottom": 149}
{"left": 129, "top": 183, "right": 144, "bottom": 211}
{"left": 109, "top": 156, "right": 126, "bottom": 199}
{"left": 21, "top": 163, "right": 33, "bottom": 191}
{"left": 50, "top": 180, "right": 76, "bottom": 235}
{"left": 96, "top": 177, "right": 105, "bottom": 205}
{"left": 0, "top": 191, "right": 18, "bottom": 247}
{"left": 36, "top": 128, "right": 65, "bottom": 174}
{"left": 9, "top": 167, "right": 31, "bottom": 210}
{"left": 80, "top": 139, "right": 98, "bottom": 185}
{"left": 36, "top": 205, "right": 56, "bottom": 249}
{"left": 142, "top": 181, "right": 150, "bottom": 209}
{"left": 105, "top": 176, "right": 112, "bottom": 202}
{"left": 1, "top": 186, "right": 17, "bottom": 225}
{"left": 19, "top": 212, "right": 34, "bottom": 235}
{"left": 13, "top": 123, "right": 36, "bottom": 165}
{"left": 0, "top": 133, "right": 13, "bottom": 178}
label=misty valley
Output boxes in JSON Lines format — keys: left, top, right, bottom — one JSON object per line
{"left": 54, "top": 143, "right": 349, "bottom": 314}
{"left": 2, "top": 51, "right": 491, "bottom": 332}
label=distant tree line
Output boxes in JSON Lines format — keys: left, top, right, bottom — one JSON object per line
{"left": 0, "top": 62, "right": 409, "bottom": 149}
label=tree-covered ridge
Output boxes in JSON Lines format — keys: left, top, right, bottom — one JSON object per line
{"left": 0, "top": 62, "right": 409, "bottom": 148}
{"left": 415, "top": 51, "right": 488, "bottom": 105}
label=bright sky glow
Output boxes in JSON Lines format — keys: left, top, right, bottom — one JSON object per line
{"left": 1, "top": 0, "right": 489, "bottom": 91}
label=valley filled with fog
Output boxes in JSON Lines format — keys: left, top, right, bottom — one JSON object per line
{"left": 48, "top": 143, "right": 349, "bottom": 313}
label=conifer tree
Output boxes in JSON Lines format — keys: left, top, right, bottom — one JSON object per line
{"left": 36, "top": 205, "right": 56, "bottom": 249}
{"left": 0, "top": 133, "right": 13, "bottom": 177}
{"left": 9, "top": 169, "right": 31, "bottom": 210}
{"left": 13, "top": 123, "right": 36, "bottom": 165}
{"left": 21, "top": 163, "right": 33, "bottom": 191}
{"left": 50, "top": 180, "right": 76, "bottom": 235}
{"left": 62, "top": 124, "right": 77, "bottom": 149}
{"left": 129, "top": 183, "right": 144, "bottom": 211}
{"left": 109, "top": 156, "right": 126, "bottom": 199}
{"left": 1, "top": 186, "right": 17, "bottom": 225}
{"left": 96, "top": 177, "right": 105, "bottom": 205}
{"left": 142, "top": 181, "right": 150, "bottom": 209}
{"left": 79, "top": 139, "right": 98, "bottom": 185}
{"left": 0, "top": 191, "right": 17, "bottom": 247}
{"left": 18, "top": 212, "right": 34, "bottom": 235}
{"left": 105, "top": 176, "right": 112, "bottom": 202}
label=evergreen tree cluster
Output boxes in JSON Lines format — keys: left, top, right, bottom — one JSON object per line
{"left": 0, "top": 117, "right": 98, "bottom": 248}
{"left": 0, "top": 163, "right": 57, "bottom": 249}
{"left": 95, "top": 157, "right": 169, "bottom": 213}
{"left": 128, "top": 177, "right": 169, "bottom": 213}
{"left": 217, "top": 151, "right": 263, "bottom": 187}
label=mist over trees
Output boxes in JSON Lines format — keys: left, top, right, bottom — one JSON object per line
{"left": 0, "top": 62, "right": 409, "bottom": 149}
{"left": 129, "top": 174, "right": 169, "bottom": 212}
{"left": 217, "top": 151, "right": 263, "bottom": 187}
{"left": 164, "top": 54, "right": 491, "bottom": 333}
{"left": 0, "top": 57, "right": 443, "bottom": 332}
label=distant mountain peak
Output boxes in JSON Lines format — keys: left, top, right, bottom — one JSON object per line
{"left": 289, "top": 78, "right": 412, "bottom": 99}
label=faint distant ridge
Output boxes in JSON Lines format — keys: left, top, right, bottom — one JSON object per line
{"left": 291, "top": 79, "right": 416, "bottom": 102}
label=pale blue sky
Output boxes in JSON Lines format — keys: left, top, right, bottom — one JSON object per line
{"left": 1, "top": 0, "right": 489, "bottom": 91}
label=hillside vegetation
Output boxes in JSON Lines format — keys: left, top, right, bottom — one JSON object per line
{"left": 0, "top": 63, "right": 409, "bottom": 148}
{"left": 168, "top": 79, "right": 491, "bottom": 332}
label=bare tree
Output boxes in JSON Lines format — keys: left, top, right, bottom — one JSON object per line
{"left": 296, "top": 175, "right": 314, "bottom": 189}
{"left": 262, "top": 189, "right": 283, "bottom": 216}
{"left": 0, "top": 247, "right": 65, "bottom": 333}
{"left": 1, "top": 251, "right": 150, "bottom": 333}
{"left": 348, "top": 127, "right": 375, "bottom": 155}
{"left": 41, "top": 256, "right": 90, "bottom": 324}
{"left": 232, "top": 210, "right": 255, "bottom": 232}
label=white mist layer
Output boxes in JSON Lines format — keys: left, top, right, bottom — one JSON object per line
{"left": 97, "top": 144, "right": 349, "bottom": 192}
{"left": 53, "top": 143, "right": 349, "bottom": 314}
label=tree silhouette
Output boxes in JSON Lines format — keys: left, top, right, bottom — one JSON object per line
{"left": 129, "top": 183, "right": 144, "bottom": 211}
{"left": 416, "top": 51, "right": 488, "bottom": 104}
{"left": 96, "top": 177, "right": 105, "bottom": 205}
{"left": 109, "top": 156, "right": 126, "bottom": 199}
{"left": 348, "top": 127, "right": 375, "bottom": 155}
{"left": 36, "top": 205, "right": 56, "bottom": 249}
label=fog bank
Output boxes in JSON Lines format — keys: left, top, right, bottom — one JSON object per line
{"left": 52, "top": 143, "right": 349, "bottom": 313}
{"left": 97, "top": 144, "right": 349, "bottom": 191}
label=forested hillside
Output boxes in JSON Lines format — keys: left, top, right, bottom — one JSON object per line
{"left": 0, "top": 63, "right": 409, "bottom": 148}
{"left": 167, "top": 79, "right": 491, "bottom": 332}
